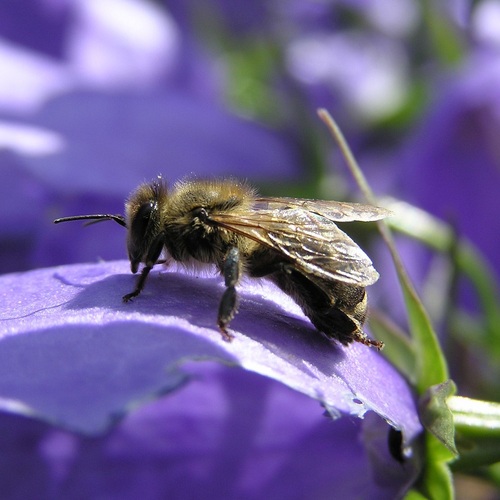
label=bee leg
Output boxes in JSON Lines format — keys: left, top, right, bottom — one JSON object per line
{"left": 217, "top": 246, "right": 241, "bottom": 342}
{"left": 123, "top": 264, "right": 153, "bottom": 302}
{"left": 123, "top": 239, "right": 164, "bottom": 302}
{"left": 352, "top": 330, "right": 385, "bottom": 350}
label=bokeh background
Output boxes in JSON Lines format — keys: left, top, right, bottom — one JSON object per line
{"left": 2, "top": 0, "right": 498, "bottom": 276}
{"left": 1, "top": 0, "right": 500, "bottom": 496}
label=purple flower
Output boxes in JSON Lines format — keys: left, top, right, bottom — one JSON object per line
{"left": 0, "top": 0, "right": 182, "bottom": 110}
{"left": 0, "top": 261, "right": 422, "bottom": 497}
{"left": 397, "top": 49, "right": 500, "bottom": 291}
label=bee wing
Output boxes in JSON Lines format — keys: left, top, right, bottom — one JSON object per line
{"left": 255, "top": 197, "right": 392, "bottom": 222}
{"left": 211, "top": 199, "right": 383, "bottom": 286}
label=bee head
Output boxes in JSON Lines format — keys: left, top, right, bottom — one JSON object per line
{"left": 54, "top": 178, "right": 167, "bottom": 274}
{"left": 125, "top": 178, "right": 167, "bottom": 273}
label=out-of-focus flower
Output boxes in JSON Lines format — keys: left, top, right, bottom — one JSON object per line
{"left": 0, "top": 261, "right": 423, "bottom": 498}
{"left": 286, "top": 31, "right": 411, "bottom": 122}
{"left": 0, "top": 0, "right": 181, "bottom": 112}
{"left": 472, "top": 0, "right": 500, "bottom": 47}
{"left": 0, "top": 0, "right": 302, "bottom": 273}
{"left": 1, "top": 94, "right": 301, "bottom": 272}
{"left": 66, "top": 0, "right": 180, "bottom": 90}
{"left": 397, "top": 49, "right": 500, "bottom": 287}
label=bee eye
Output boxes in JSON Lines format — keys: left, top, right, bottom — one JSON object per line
{"left": 131, "top": 201, "right": 155, "bottom": 237}
{"left": 127, "top": 200, "right": 158, "bottom": 272}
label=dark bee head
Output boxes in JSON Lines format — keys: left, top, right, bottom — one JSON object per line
{"left": 54, "top": 177, "right": 168, "bottom": 274}
{"left": 125, "top": 178, "right": 167, "bottom": 273}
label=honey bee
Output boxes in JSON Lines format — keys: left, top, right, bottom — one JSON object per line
{"left": 54, "top": 177, "right": 390, "bottom": 349}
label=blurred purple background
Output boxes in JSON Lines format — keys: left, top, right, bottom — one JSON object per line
{"left": 1, "top": 0, "right": 499, "bottom": 283}
{"left": 1, "top": 1, "right": 500, "bottom": 496}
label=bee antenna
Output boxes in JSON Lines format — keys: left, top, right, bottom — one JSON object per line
{"left": 53, "top": 214, "right": 127, "bottom": 227}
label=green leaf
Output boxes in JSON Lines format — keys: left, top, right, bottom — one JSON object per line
{"left": 418, "top": 433, "right": 455, "bottom": 500}
{"left": 449, "top": 396, "right": 500, "bottom": 470}
{"left": 224, "top": 41, "right": 282, "bottom": 121}
{"left": 421, "top": 0, "right": 464, "bottom": 66}
{"left": 415, "top": 379, "right": 458, "bottom": 500}
{"left": 400, "top": 281, "right": 448, "bottom": 393}
{"left": 419, "top": 380, "right": 458, "bottom": 456}
{"left": 449, "top": 396, "right": 500, "bottom": 437}
{"left": 404, "top": 489, "right": 430, "bottom": 500}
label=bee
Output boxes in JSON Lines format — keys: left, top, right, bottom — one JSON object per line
{"left": 54, "top": 177, "right": 390, "bottom": 349}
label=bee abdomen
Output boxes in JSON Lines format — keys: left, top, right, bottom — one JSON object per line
{"left": 269, "top": 268, "right": 368, "bottom": 346}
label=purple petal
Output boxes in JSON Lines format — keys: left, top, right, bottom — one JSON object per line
{"left": 0, "top": 261, "right": 422, "bottom": 496}
{"left": 0, "top": 363, "right": 416, "bottom": 498}
{"left": 0, "top": 262, "right": 421, "bottom": 437}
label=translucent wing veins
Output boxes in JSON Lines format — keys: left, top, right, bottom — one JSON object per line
{"left": 210, "top": 197, "right": 388, "bottom": 286}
